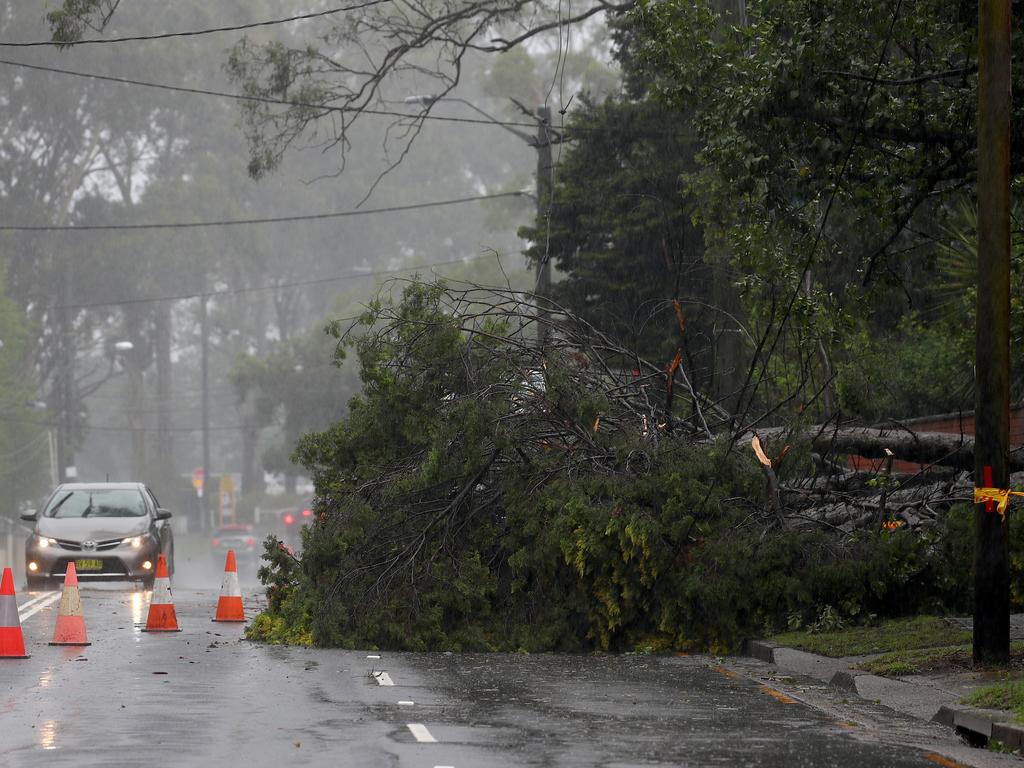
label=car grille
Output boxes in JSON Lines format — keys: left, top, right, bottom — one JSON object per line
{"left": 55, "top": 537, "right": 123, "bottom": 552}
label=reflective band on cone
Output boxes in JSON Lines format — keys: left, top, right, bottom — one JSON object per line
{"left": 0, "top": 567, "right": 29, "bottom": 658}
{"left": 142, "top": 554, "right": 181, "bottom": 632}
{"left": 214, "top": 550, "right": 245, "bottom": 622}
{"left": 50, "top": 562, "right": 90, "bottom": 646}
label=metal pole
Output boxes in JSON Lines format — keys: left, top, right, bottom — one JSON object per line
{"left": 535, "top": 105, "right": 553, "bottom": 345}
{"left": 973, "top": 0, "right": 1012, "bottom": 664}
{"left": 200, "top": 292, "right": 211, "bottom": 533}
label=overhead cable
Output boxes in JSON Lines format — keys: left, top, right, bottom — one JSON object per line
{"left": 0, "top": 2, "right": 392, "bottom": 47}
{"left": 49, "top": 252, "right": 505, "bottom": 310}
{"left": 0, "top": 57, "right": 574, "bottom": 133}
{"left": 0, "top": 191, "right": 526, "bottom": 232}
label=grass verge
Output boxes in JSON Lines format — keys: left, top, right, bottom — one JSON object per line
{"left": 858, "top": 641, "right": 1024, "bottom": 677}
{"left": 964, "top": 680, "right": 1024, "bottom": 722}
{"left": 769, "top": 616, "right": 970, "bottom": 658}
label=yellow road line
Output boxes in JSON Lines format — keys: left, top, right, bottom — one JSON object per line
{"left": 759, "top": 685, "right": 797, "bottom": 704}
{"left": 923, "top": 753, "right": 968, "bottom": 768}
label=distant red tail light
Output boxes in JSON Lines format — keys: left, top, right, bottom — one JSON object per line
{"left": 246, "top": 537, "right": 255, "bottom": 546}
{"left": 283, "top": 513, "right": 295, "bottom": 526}
{"left": 211, "top": 538, "right": 220, "bottom": 547}
{"left": 302, "top": 508, "right": 313, "bottom": 518}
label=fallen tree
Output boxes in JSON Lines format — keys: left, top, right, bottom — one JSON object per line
{"left": 751, "top": 424, "right": 1024, "bottom": 473}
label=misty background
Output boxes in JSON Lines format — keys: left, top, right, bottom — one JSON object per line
{"left": 0, "top": 1, "right": 617, "bottom": 522}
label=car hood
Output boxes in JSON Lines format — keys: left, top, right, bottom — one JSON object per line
{"left": 35, "top": 517, "right": 148, "bottom": 541}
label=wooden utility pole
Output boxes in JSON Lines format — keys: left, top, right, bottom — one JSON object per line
{"left": 973, "top": 0, "right": 1012, "bottom": 664}
{"left": 535, "top": 105, "right": 553, "bottom": 345}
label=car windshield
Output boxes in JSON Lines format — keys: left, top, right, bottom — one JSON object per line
{"left": 44, "top": 489, "right": 147, "bottom": 518}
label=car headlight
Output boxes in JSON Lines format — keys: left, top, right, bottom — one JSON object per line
{"left": 36, "top": 535, "right": 56, "bottom": 548}
{"left": 121, "top": 535, "right": 147, "bottom": 548}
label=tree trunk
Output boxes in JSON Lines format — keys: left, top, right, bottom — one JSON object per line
{"left": 750, "top": 424, "right": 1023, "bottom": 472}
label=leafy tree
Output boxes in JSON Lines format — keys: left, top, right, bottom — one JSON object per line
{"left": 629, "top": 0, "right": 1023, "bottom": 422}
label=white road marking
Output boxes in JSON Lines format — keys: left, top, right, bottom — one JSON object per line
{"left": 366, "top": 654, "right": 381, "bottom": 659}
{"left": 17, "top": 592, "right": 55, "bottom": 613}
{"left": 372, "top": 671, "right": 394, "bottom": 686}
{"left": 398, "top": 700, "right": 414, "bottom": 706}
{"left": 19, "top": 592, "right": 60, "bottom": 622}
{"left": 406, "top": 723, "right": 436, "bottom": 743}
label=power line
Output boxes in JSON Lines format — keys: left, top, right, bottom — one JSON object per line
{"left": 0, "top": 191, "right": 525, "bottom": 233}
{"left": 49, "top": 252, "right": 511, "bottom": 311}
{"left": 0, "top": 2, "right": 392, "bottom": 48}
{"left": 0, "top": 57, "right": 548, "bottom": 132}
{"left": 0, "top": 413, "right": 252, "bottom": 433}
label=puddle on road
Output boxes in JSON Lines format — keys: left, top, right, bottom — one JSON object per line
{"left": 37, "top": 719, "right": 57, "bottom": 750}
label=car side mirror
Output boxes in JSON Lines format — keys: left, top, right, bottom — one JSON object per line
{"left": 155, "top": 509, "right": 172, "bottom": 521}
{"left": 19, "top": 509, "right": 37, "bottom": 522}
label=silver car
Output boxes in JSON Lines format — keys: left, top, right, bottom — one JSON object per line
{"left": 22, "top": 482, "right": 174, "bottom": 589}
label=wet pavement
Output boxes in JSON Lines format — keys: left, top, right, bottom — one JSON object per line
{"left": 0, "top": 567, "right": 1017, "bottom": 767}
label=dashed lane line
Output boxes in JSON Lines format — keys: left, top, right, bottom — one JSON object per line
{"left": 18, "top": 592, "right": 60, "bottom": 622}
{"left": 407, "top": 723, "right": 437, "bottom": 743}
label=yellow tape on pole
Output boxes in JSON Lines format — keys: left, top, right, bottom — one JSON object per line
{"left": 973, "top": 487, "right": 1024, "bottom": 519}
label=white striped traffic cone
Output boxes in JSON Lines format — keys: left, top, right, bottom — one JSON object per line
{"left": 142, "top": 554, "right": 181, "bottom": 632}
{"left": 213, "top": 550, "right": 244, "bottom": 622}
{"left": 0, "top": 567, "right": 28, "bottom": 658}
{"left": 50, "top": 562, "right": 90, "bottom": 646}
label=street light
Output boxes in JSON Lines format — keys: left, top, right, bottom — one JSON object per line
{"left": 403, "top": 94, "right": 556, "bottom": 342}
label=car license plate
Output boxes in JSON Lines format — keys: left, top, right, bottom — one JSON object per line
{"left": 75, "top": 559, "right": 103, "bottom": 571}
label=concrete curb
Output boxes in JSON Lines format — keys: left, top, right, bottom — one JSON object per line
{"left": 743, "top": 639, "right": 777, "bottom": 664}
{"left": 742, "top": 638, "right": 1021, "bottom": 743}
{"left": 933, "top": 704, "right": 1024, "bottom": 747}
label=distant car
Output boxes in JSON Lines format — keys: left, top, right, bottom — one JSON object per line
{"left": 279, "top": 505, "right": 314, "bottom": 552}
{"left": 211, "top": 524, "right": 258, "bottom": 567}
{"left": 22, "top": 482, "right": 174, "bottom": 589}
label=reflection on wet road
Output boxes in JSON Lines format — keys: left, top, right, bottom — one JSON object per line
{"left": 0, "top": 575, "right": 1014, "bottom": 767}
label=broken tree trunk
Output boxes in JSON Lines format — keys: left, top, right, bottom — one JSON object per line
{"left": 750, "top": 425, "right": 1024, "bottom": 473}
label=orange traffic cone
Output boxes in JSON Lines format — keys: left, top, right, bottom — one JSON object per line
{"left": 213, "top": 550, "right": 245, "bottom": 622}
{"left": 50, "top": 562, "right": 90, "bottom": 646}
{"left": 142, "top": 554, "right": 181, "bottom": 632}
{"left": 0, "top": 567, "right": 29, "bottom": 658}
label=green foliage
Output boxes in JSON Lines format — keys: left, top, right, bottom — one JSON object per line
{"left": 836, "top": 314, "right": 971, "bottom": 421}
{"left": 628, "top": 0, "right": 1024, "bottom": 420}
{"left": 246, "top": 535, "right": 314, "bottom": 645}
{"left": 520, "top": 95, "right": 713, "bottom": 367}
{"left": 249, "top": 281, "right": 995, "bottom": 652}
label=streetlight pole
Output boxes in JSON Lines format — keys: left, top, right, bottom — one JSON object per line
{"left": 200, "top": 291, "right": 211, "bottom": 533}
{"left": 973, "top": 0, "right": 1012, "bottom": 664}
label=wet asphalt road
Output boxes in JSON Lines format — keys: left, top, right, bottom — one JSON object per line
{"left": 0, "top": 560, "right": 1017, "bottom": 767}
